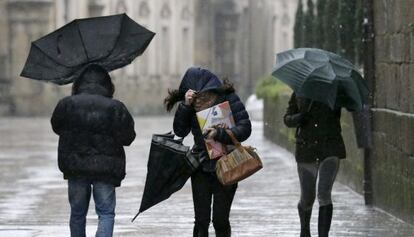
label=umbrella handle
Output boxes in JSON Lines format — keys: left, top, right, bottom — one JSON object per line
{"left": 57, "top": 34, "right": 63, "bottom": 55}
{"left": 307, "top": 100, "right": 314, "bottom": 112}
{"left": 131, "top": 212, "right": 141, "bottom": 223}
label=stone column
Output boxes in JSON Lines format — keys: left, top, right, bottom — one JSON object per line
{"left": 7, "top": 0, "right": 58, "bottom": 115}
{"left": 193, "top": 0, "right": 215, "bottom": 69}
{"left": 0, "top": 0, "right": 10, "bottom": 115}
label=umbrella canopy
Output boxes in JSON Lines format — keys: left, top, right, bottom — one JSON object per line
{"left": 272, "top": 48, "right": 369, "bottom": 111}
{"left": 132, "top": 132, "right": 199, "bottom": 222}
{"left": 20, "top": 13, "right": 155, "bottom": 85}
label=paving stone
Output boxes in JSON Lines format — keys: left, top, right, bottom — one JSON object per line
{"left": 0, "top": 117, "right": 413, "bottom": 237}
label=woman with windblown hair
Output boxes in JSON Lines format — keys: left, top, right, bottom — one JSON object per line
{"left": 164, "top": 67, "right": 251, "bottom": 237}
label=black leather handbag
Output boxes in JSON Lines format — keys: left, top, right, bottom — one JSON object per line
{"left": 150, "top": 132, "right": 200, "bottom": 172}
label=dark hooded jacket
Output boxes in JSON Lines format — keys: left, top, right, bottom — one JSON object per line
{"left": 51, "top": 65, "right": 136, "bottom": 186}
{"left": 173, "top": 67, "right": 252, "bottom": 172}
{"left": 284, "top": 93, "right": 346, "bottom": 163}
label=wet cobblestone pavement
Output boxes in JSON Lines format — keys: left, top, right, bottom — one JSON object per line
{"left": 0, "top": 117, "right": 413, "bottom": 237}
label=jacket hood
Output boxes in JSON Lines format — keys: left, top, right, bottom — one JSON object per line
{"left": 178, "top": 67, "right": 222, "bottom": 93}
{"left": 72, "top": 64, "right": 114, "bottom": 97}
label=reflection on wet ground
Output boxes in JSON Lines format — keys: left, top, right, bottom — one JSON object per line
{"left": 0, "top": 117, "right": 413, "bottom": 236}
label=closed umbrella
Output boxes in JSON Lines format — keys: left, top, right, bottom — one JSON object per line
{"left": 132, "top": 132, "right": 199, "bottom": 222}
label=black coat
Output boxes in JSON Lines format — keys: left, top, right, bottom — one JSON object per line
{"left": 173, "top": 68, "right": 251, "bottom": 172}
{"left": 51, "top": 77, "right": 135, "bottom": 187}
{"left": 283, "top": 93, "right": 346, "bottom": 163}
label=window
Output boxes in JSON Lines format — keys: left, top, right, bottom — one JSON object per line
{"left": 181, "top": 7, "right": 191, "bottom": 21}
{"left": 116, "top": 0, "right": 127, "bottom": 14}
{"left": 282, "top": 14, "right": 290, "bottom": 26}
{"left": 138, "top": 2, "right": 150, "bottom": 18}
{"left": 160, "top": 3, "right": 171, "bottom": 19}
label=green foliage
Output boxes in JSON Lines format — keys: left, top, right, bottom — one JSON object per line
{"left": 314, "top": 0, "right": 327, "bottom": 49}
{"left": 304, "top": 0, "right": 315, "bottom": 47}
{"left": 323, "top": 0, "right": 339, "bottom": 53}
{"left": 294, "top": 0, "right": 305, "bottom": 48}
{"left": 408, "top": 22, "right": 414, "bottom": 31}
{"left": 255, "top": 75, "right": 292, "bottom": 100}
{"left": 280, "top": 126, "right": 297, "bottom": 143}
{"left": 337, "top": 0, "right": 357, "bottom": 62}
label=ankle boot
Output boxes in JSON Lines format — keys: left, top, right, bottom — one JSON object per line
{"left": 298, "top": 204, "right": 312, "bottom": 237}
{"left": 215, "top": 229, "right": 231, "bottom": 237}
{"left": 193, "top": 224, "right": 209, "bottom": 237}
{"left": 318, "top": 204, "right": 333, "bottom": 237}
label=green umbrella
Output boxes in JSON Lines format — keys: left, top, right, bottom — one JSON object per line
{"left": 272, "top": 48, "right": 369, "bottom": 111}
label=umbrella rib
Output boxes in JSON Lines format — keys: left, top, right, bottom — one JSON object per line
{"left": 103, "top": 32, "right": 155, "bottom": 71}
{"left": 20, "top": 44, "right": 77, "bottom": 83}
{"left": 100, "top": 14, "right": 125, "bottom": 63}
{"left": 30, "top": 43, "right": 76, "bottom": 69}
{"left": 98, "top": 15, "right": 151, "bottom": 67}
{"left": 75, "top": 20, "right": 90, "bottom": 62}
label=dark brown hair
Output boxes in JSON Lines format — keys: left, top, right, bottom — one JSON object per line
{"left": 163, "top": 78, "right": 235, "bottom": 112}
{"left": 164, "top": 89, "right": 186, "bottom": 112}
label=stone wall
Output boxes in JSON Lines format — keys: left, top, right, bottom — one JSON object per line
{"left": 6, "top": 0, "right": 67, "bottom": 116}
{"left": 0, "top": 0, "right": 10, "bottom": 114}
{"left": 262, "top": 0, "right": 414, "bottom": 224}
{"left": 0, "top": 0, "right": 194, "bottom": 116}
{"left": 370, "top": 0, "right": 414, "bottom": 224}
{"left": 194, "top": 0, "right": 297, "bottom": 101}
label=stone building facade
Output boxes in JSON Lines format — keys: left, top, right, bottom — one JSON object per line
{"left": 99, "top": 0, "right": 195, "bottom": 114}
{"left": 194, "top": 0, "right": 297, "bottom": 100}
{"left": 0, "top": 0, "right": 97, "bottom": 115}
{"left": 0, "top": 0, "right": 10, "bottom": 114}
{"left": 0, "top": 0, "right": 194, "bottom": 115}
{"left": 3, "top": 0, "right": 91, "bottom": 116}
{"left": 0, "top": 0, "right": 296, "bottom": 115}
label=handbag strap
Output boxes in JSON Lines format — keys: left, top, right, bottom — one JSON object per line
{"left": 224, "top": 129, "right": 241, "bottom": 147}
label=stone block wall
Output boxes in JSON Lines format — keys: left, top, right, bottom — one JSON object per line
{"left": 370, "top": 0, "right": 414, "bottom": 224}
{"left": 370, "top": 109, "right": 414, "bottom": 223}
{"left": 264, "top": 0, "right": 414, "bottom": 224}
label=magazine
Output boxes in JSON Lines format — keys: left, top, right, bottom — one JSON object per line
{"left": 196, "top": 101, "right": 235, "bottom": 159}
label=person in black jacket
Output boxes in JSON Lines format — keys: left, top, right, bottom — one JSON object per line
{"left": 51, "top": 64, "right": 136, "bottom": 237}
{"left": 284, "top": 93, "right": 346, "bottom": 237}
{"left": 164, "top": 67, "right": 251, "bottom": 237}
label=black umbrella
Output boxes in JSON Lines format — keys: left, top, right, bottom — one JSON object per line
{"left": 272, "top": 48, "right": 369, "bottom": 111}
{"left": 20, "top": 13, "right": 155, "bottom": 85}
{"left": 132, "top": 132, "right": 199, "bottom": 222}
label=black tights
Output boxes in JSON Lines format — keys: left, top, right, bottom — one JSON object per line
{"left": 297, "top": 156, "right": 340, "bottom": 210}
{"left": 191, "top": 170, "right": 237, "bottom": 237}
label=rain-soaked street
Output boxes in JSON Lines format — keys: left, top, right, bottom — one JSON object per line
{"left": 0, "top": 117, "right": 413, "bottom": 237}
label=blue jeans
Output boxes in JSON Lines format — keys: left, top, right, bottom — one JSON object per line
{"left": 68, "top": 178, "right": 116, "bottom": 237}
